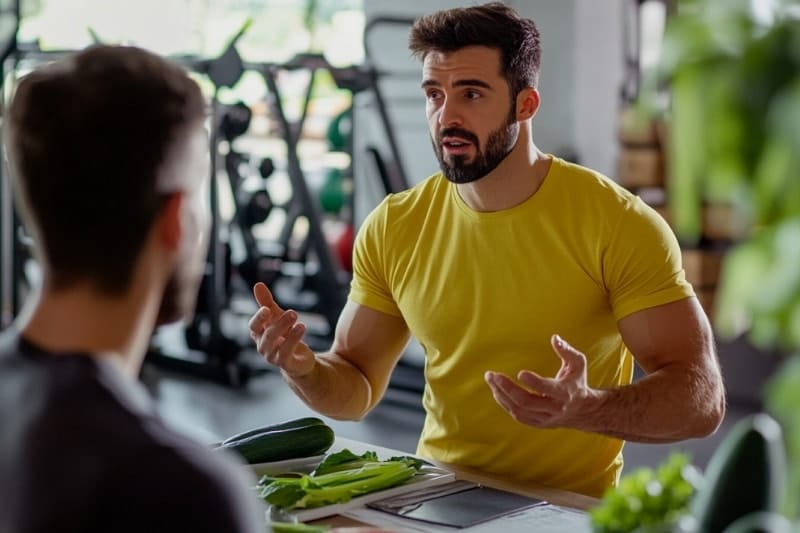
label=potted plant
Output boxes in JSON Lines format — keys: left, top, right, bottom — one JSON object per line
{"left": 593, "top": 0, "right": 800, "bottom": 530}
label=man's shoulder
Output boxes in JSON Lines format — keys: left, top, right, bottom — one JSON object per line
{"left": 383, "top": 171, "right": 448, "bottom": 210}
{"left": 549, "top": 156, "right": 635, "bottom": 205}
{"left": 363, "top": 172, "right": 448, "bottom": 229}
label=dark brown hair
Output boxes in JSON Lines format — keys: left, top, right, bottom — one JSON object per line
{"left": 408, "top": 2, "right": 542, "bottom": 96}
{"left": 7, "top": 45, "right": 206, "bottom": 294}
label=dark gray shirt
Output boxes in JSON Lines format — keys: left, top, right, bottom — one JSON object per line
{"left": 0, "top": 329, "right": 265, "bottom": 533}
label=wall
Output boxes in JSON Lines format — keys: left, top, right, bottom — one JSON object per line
{"left": 572, "top": 0, "right": 625, "bottom": 179}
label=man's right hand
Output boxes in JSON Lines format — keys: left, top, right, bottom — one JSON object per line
{"left": 249, "top": 282, "right": 317, "bottom": 378}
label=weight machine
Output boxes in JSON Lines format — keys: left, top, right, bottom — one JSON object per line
{"left": 0, "top": 14, "right": 419, "bottom": 391}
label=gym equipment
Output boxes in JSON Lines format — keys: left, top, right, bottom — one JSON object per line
{"left": 326, "top": 107, "right": 352, "bottom": 153}
{"left": 155, "top": 21, "right": 265, "bottom": 387}
{"left": 319, "top": 168, "right": 346, "bottom": 214}
{"left": 254, "top": 55, "right": 350, "bottom": 336}
{"left": 333, "top": 224, "right": 354, "bottom": 273}
{"left": 0, "top": 0, "right": 20, "bottom": 329}
{"left": 0, "top": 14, "right": 413, "bottom": 391}
{"left": 220, "top": 101, "right": 253, "bottom": 142}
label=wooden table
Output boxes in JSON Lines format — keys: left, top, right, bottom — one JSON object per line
{"left": 310, "top": 436, "right": 599, "bottom": 528}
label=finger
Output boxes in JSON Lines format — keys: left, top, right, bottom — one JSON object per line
{"left": 253, "top": 282, "right": 284, "bottom": 313}
{"left": 517, "top": 370, "right": 565, "bottom": 399}
{"left": 485, "top": 372, "right": 553, "bottom": 408}
{"left": 550, "top": 334, "right": 586, "bottom": 375}
{"left": 274, "top": 323, "right": 308, "bottom": 368}
{"left": 258, "top": 311, "right": 298, "bottom": 361}
{"left": 247, "top": 306, "right": 271, "bottom": 336}
{"left": 485, "top": 373, "right": 557, "bottom": 425}
{"left": 264, "top": 310, "right": 298, "bottom": 350}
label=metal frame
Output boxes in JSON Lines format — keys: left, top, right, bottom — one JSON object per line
{"left": 0, "top": 0, "right": 19, "bottom": 329}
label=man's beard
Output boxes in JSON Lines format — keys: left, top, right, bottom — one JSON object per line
{"left": 155, "top": 226, "right": 207, "bottom": 327}
{"left": 432, "top": 106, "right": 519, "bottom": 184}
{"left": 155, "top": 269, "right": 196, "bottom": 326}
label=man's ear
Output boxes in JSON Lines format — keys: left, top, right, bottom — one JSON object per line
{"left": 516, "top": 87, "right": 540, "bottom": 121}
{"left": 157, "top": 192, "right": 185, "bottom": 251}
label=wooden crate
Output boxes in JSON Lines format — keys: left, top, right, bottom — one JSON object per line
{"left": 703, "top": 204, "right": 749, "bottom": 241}
{"left": 617, "top": 106, "right": 660, "bottom": 146}
{"left": 618, "top": 146, "right": 664, "bottom": 188}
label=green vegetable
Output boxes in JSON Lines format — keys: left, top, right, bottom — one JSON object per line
{"left": 218, "top": 423, "right": 335, "bottom": 464}
{"left": 691, "top": 414, "right": 787, "bottom": 533}
{"left": 312, "top": 448, "right": 426, "bottom": 476}
{"left": 269, "top": 522, "right": 330, "bottom": 533}
{"left": 222, "top": 417, "right": 326, "bottom": 445}
{"left": 259, "top": 456, "right": 422, "bottom": 510}
{"left": 590, "top": 452, "right": 701, "bottom": 532}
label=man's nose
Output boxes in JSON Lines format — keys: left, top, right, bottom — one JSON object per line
{"left": 438, "top": 98, "right": 463, "bottom": 128}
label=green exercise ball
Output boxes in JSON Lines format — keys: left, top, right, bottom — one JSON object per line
{"left": 326, "top": 108, "right": 351, "bottom": 153}
{"left": 319, "top": 168, "right": 346, "bottom": 214}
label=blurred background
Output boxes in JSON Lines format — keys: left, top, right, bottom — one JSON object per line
{"left": 1, "top": 0, "right": 798, "bottom": 484}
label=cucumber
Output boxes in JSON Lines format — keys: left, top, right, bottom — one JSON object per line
{"left": 690, "top": 413, "right": 787, "bottom": 533}
{"left": 220, "top": 423, "right": 335, "bottom": 464}
{"left": 221, "top": 417, "right": 325, "bottom": 446}
{"left": 722, "top": 511, "right": 792, "bottom": 533}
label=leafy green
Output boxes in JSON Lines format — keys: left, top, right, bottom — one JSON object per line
{"left": 259, "top": 454, "right": 422, "bottom": 510}
{"left": 311, "top": 448, "right": 425, "bottom": 475}
{"left": 311, "top": 449, "right": 379, "bottom": 475}
{"left": 589, "top": 453, "right": 701, "bottom": 532}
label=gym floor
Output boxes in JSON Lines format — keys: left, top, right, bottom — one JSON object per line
{"left": 143, "top": 323, "right": 771, "bottom": 477}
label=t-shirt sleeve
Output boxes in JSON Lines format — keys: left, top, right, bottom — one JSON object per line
{"left": 348, "top": 197, "right": 403, "bottom": 317}
{"left": 603, "top": 196, "right": 695, "bottom": 321}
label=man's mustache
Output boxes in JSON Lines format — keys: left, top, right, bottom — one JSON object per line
{"left": 438, "top": 128, "right": 479, "bottom": 146}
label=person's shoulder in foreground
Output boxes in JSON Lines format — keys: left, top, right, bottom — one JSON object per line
{"left": 0, "top": 328, "right": 265, "bottom": 533}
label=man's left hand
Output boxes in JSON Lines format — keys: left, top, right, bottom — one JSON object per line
{"left": 484, "top": 334, "right": 602, "bottom": 429}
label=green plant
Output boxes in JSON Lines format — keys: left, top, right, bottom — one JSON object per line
{"left": 643, "top": 0, "right": 800, "bottom": 521}
{"left": 590, "top": 453, "right": 701, "bottom": 532}
{"left": 656, "top": 0, "right": 800, "bottom": 348}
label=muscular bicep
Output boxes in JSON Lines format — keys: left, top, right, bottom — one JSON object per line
{"left": 618, "top": 297, "right": 716, "bottom": 374}
{"left": 330, "top": 300, "right": 412, "bottom": 406}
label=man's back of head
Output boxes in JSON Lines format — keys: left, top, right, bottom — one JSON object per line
{"left": 6, "top": 45, "right": 207, "bottom": 296}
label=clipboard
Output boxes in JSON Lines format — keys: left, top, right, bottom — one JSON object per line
{"left": 367, "top": 480, "right": 548, "bottom": 528}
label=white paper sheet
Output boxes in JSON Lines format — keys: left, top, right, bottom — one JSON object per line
{"left": 343, "top": 503, "right": 593, "bottom": 533}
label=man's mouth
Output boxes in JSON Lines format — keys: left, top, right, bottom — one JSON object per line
{"left": 441, "top": 137, "right": 474, "bottom": 156}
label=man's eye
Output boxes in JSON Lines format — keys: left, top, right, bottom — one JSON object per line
{"left": 465, "top": 90, "right": 481, "bottom": 99}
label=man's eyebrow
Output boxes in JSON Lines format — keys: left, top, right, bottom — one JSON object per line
{"left": 453, "top": 79, "right": 492, "bottom": 89}
{"left": 421, "top": 79, "right": 493, "bottom": 90}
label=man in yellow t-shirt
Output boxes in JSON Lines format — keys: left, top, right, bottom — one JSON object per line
{"left": 248, "top": 3, "right": 726, "bottom": 498}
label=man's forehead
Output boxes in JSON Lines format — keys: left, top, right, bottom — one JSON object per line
{"left": 421, "top": 47, "right": 504, "bottom": 89}
{"left": 422, "top": 46, "right": 503, "bottom": 79}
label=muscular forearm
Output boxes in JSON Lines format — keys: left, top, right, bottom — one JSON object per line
{"left": 283, "top": 351, "right": 374, "bottom": 421}
{"left": 580, "top": 362, "right": 725, "bottom": 443}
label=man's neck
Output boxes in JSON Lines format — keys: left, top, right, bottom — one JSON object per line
{"left": 455, "top": 137, "right": 552, "bottom": 213}
{"left": 17, "top": 282, "right": 160, "bottom": 377}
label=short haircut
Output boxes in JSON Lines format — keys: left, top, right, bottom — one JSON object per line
{"left": 408, "top": 2, "right": 542, "bottom": 96}
{"left": 6, "top": 45, "right": 206, "bottom": 294}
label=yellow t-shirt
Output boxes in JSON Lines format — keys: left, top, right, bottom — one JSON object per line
{"left": 349, "top": 156, "right": 694, "bottom": 497}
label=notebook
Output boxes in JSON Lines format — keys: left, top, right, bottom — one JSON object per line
{"left": 367, "top": 480, "right": 548, "bottom": 528}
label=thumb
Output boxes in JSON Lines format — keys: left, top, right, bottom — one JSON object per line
{"left": 253, "top": 282, "right": 283, "bottom": 313}
{"left": 551, "top": 334, "right": 586, "bottom": 374}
